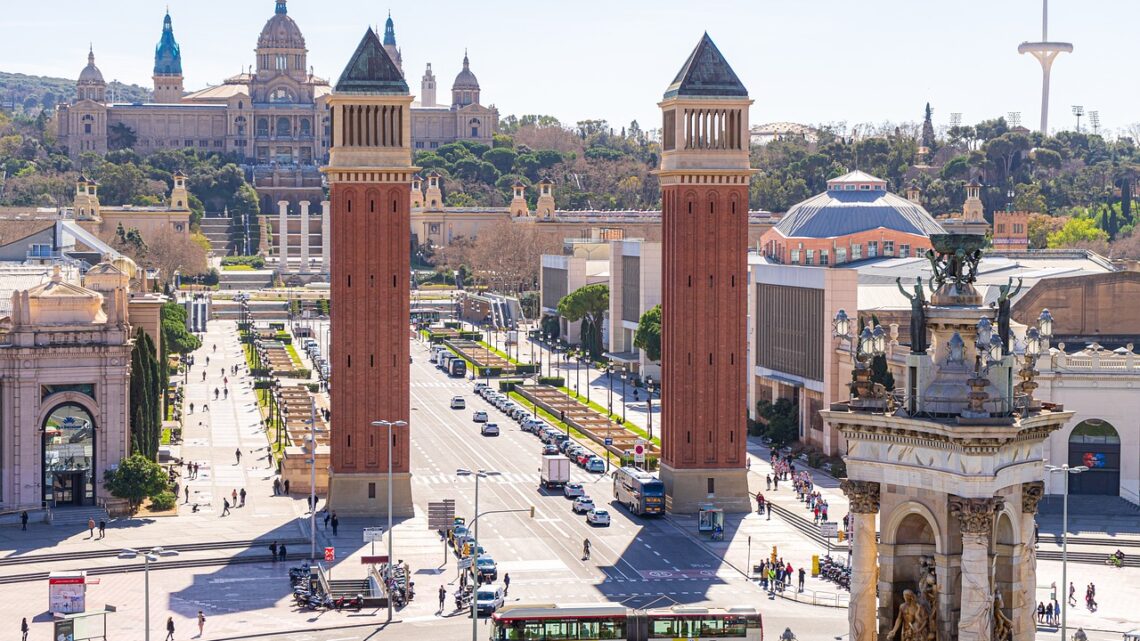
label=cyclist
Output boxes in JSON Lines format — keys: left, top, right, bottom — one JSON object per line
{"left": 582, "top": 538, "right": 591, "bottom": 560}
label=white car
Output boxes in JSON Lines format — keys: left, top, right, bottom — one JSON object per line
{"left": 450, "top": 396, "right": 466, "bottom": 409}
{"left": 475, "top": 585, "right": 505, "bottom": 615}
{"left": 472, "top": 411, "right": 488, "bottom": 423}
{"left": 586, "top": 508, "right": 611, "bottom": 526}
{"left": 481, "top": 423, "right": 500, "bottom": 436}
{"left": 563, "top": 482, "right": 585, "bottom": 498}
{"left": 573, "top": 496, "right": 595, "bottom": 514}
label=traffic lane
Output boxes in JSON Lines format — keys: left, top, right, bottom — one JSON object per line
{"left": 408, "top": 362, "right": 739, "bottom": 593}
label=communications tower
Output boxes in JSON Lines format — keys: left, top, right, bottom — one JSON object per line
{"left": 1018, "top": 0, "right": 1072, "bottom": 133}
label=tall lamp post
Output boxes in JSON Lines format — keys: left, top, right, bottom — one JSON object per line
{"left": 606, "top": 364, "right": 614, "bottom": 417}
{"left": 1046, "top": 463, "right": 1086, "bottom": 641}
{"left": 579, "top": 353, "right": 591, "bottom": 405}
{"left": 456, "top": 468, "right": 500, "bottom": 641}
{"left": 645, "top": 376, "right": 656, "bottom": 441}
{"left": 119, "top": 547, "right": 178, "bottom": 641}
{"left": 371, "top": 419, "right": 408, "bottom": 623}
{"left": 620, "top": 366, "right": 628, "bottom": 424}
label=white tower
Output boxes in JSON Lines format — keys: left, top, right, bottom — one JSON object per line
{"left": 421, "top": 63, "right": 436, "bottom": 108}
{"left": 1018, "top": 0, "right": 1072, "bottom": 134}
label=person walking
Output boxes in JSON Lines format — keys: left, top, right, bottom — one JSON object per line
{"left": 273, "top": 478, "right": 281, "bottom": 496}
{"left": 185, "top": 486, "right": 190, "bottom": 503}
{"left": 798, "top": 567, "right": 805, "bottom": 592}
{"left": 214, "top": 387, "right": 219, "bottom": 400}
{"left": 189, "top": 402, "right": 194, "bottom": 414}
{"left": 269, "top": 541, "right": 278, "bottom": 561}
{"left": 766, "top": 501, "right": 772, "bottom": 520}
{"left": 202, "top": 404, "right": 209, "bottom": 413}
{"left": 766, "top": 475, "right": 772, "bottom": 491}
{"left": 278, "top": 543, "right": 287, "bottom": 561}
{"left": 21, "top": 617, "right": 28, "bottom": 641}
{"left": 221, "top": 498, "right": 231, "bottom": 516}
{"left": 87, "top": 518, "right": 95, "bottom": 538}
{"left": 239, "top": 488, "right": 247, "bottom": 507}
{"left": 235, "top": 448, "right": 242, "bottom": 464}
{"left": 1044, "top": 602, "right": 1052, "bottom": 625}
{"left": 231, "top": 489, "right": 238, "bottom": 506}
{"left": 503, "top": 573, "right": 511, "bottom": 596}
{"left": 197, "top": 610, "right": 205, "bottom": 637}
{"left": 98, "top": 519, "right": 106, "bottom": 539}
{"left": 438, "top": 585, "right": 446, "bottom": 613}
{"left": 20, "top": 511, "right": 28, "bottom": 531}
{"left": 582, "top": 538, "right": 591, "bottom": 560}
{"left": 1069, "top": 581, "right": 1076, "bottom": 606}
{"left": 331, "top": 512, "right": 339, "bottom": 536}
{"left": 165, "top": 616, "right": 175, "bottom": 641}
{"left": 283, "top": 479, "right": 290, "bottom": 494}
{"left": 324, "top": 511, "right": 331, "bottom": 529}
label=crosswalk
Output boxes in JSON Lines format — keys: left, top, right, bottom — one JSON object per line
{"left": 412, "top": 379, "right": 468, "bottom": 389}
{"left": 411, "top": 471, "right": 538, "bottom": 486}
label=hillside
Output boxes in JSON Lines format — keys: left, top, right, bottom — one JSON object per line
{"left": 0, "top": 70, "right": 150, "bottom": 114}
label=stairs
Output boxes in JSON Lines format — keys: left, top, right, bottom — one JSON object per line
{"left": 50, "top": 506, "right": 110, "bottom": 527}
{"left": 217, "top": 270, "right": 276, "bottom": 291}
{"left": 211, "top": 298, "right": 286, "bottom": 319}
{"left": 199, "top": 216, "right": 234, "bottom": 256}
{"left": 327, "top": 578, "right": 371, "bottom": 598}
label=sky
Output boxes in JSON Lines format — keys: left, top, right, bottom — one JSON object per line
{"left": 3, "top": 0, "right": 1135, "bottom": 136}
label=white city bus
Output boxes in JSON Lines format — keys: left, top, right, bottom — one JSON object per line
{"left": 489, "top": 603, "right": 763, "bottom": 641}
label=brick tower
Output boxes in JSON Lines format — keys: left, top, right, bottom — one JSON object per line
{"left": 657, "top": 34, "right": 754, "bottom": 513}
{"left": 323, "top": 28, "right": 417, "bottom": 516}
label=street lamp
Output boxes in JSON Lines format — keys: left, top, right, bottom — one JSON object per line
{"left": 645, "top": 376, "right": 656, "bottom": 441}
{"left": 606, "top": 364, "right": 614, "bottom": 417}
{"left": 456, "top": 468, "right": 501, "bottom": 641}
{"left": 579, "top": 353, "right": 591, "bottom": 405}
{"left": 1045, "top": 463, "right": 1087, "bottom": 641}
{"left": 119, "top": 547, "right": 178, "bottom": 641}
{"left": 620, "top": 366, "right": 628, "bottom": 424}
{"left": 371, "top": 419, "right": 408, "bottom": 622}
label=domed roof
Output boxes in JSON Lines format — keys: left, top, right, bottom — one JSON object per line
{"left": 452, "top": 51, "right": 479, "bottom": 90}
{"left": 258, "top": 0, "right": 306, "bottom": 51}
{"left": 771, "top": 171, "right": 946, "bottom": 240}
{"left": 79, "top": 48, "right": 105, "bottom": 85}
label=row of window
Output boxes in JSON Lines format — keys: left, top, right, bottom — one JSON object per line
{"left": 995, "top": 223, "right": 1026, "bottom": 234}
{"left": 788, "top": 240, "right": 910, "bottom": 265}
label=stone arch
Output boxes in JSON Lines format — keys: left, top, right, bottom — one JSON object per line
{"left": 39, "top": 393, "right": 101, "bottom": 507}
{"left": 992, "top": 509, "right": 1018, "bottom": 629}
{"left": 881, "top": 501, "right": 944, "bottom": 639}
{"left": 883, "top": 501, "right": 943, "bottom": 550}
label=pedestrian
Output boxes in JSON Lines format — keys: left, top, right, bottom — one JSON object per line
{"left": 20, "top": 510, "right": 28, "bottom": 531}
{"left": 503, "top": 573, "right": 511, "bottom": 596}
{"left": 283, "top": 478, "right": 290, "bottom": 494}
{"left": 197, "top": 610, "right": 205, "bottom": 636}
{"left": 766, "top": 502, "right": 772, "bottom": 520}
{"left": 98, "top": 519, "right": 106, "bottom": 539}
{"left": 206, "top": 356, "right": 210, "bottom": 367}
{"left": 269, "top": 541, "right": 278, "bottom": 560}
{"left": 439, "top": 585, "right": 446, "bottom": 612}
{"left": 189, "top": 402, "right": 194, "bottom": 414}
{"left": 1069, "top": 581, "right": 1076, "bottom": 605}
{"left": 583, "top": 538, "right": 591, "bottom": 560}
{"left": 235, "top": 448, "right": 242, "bottom": 464}
{"left": 273, "top": 478, "right": 281, "bottom": 496}
{"left": 331, "top": 512, "right": 339, "bottom": 536}
{"left": 324, "top": 511, "right": 331, "bottom": 529}
{"left": 1034, "top": 521, "right": 1040, "bottom": 546}
{"left": 767, "top": 566, "right": 777, "bottom": 594}
{"left": 231, "top": 489, "right": 238, "bottom": 506}
{"left": 279, "top": 543, "right": 287, "bottom": 561}
{"left": 203, "top": 404, "right": 209, "bottom": 412}
{"left": 193, "top": 462, "right": 200, "bottom": 478}
{"left": 165, "top": 616, "right": 175, "bottom": 641}
{"left": 21, "top": 617, "right": 28, "bottom": 641}
{"left": 88, "top": 517, "right": 95, "bottom": 538}
{"left": 185, "top": 486, "right": 190, "bottom": 503}
{"left": 1043, "top": 602, "right": 1052, "bottom": 625}
{"left": 239, "top": 488, "right": 247, "bottom": 507}
{"left": 798, "top": 567, "right": 805, "bottom": 592}
{"left": 202, "top": 370, "right": 207, "bottom": 381}
{"left": 213, "top": 344, "right": 217, "bottom": 353}
{"left": 766, "top": 475, "right": 771, "bottom": 491}
{"left": 221, "top": 498, "right": 231, "bottom": 516}
{"left": 1052, "top": 598, "right": 1060, "bottom": 626}
{"left": 773, "top": 476, "right": 779, "bottom": 490}
{"left": 223, "top": 388, "right": 229, "bottom": 399}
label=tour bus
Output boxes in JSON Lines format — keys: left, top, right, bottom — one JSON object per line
{"left": 449, "top": 358, "right": 467, "bottom": 378}
{"left": 489, "top": 604, "right": 763, "bottom": 641}
{"left": 612, "top": 466, "right": 666, "bottom": 516}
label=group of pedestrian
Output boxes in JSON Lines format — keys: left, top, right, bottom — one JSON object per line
{"left": 1036, "top": 598, "right": 1061, "bottom": 626}
{"left": 756, "top": 558, "right": 795, "bottom": 594}
{"left": 1084, "top": 582, "right": 1097, "bottom": 611}
{"left": 269, "top": 540, "right": 288, "bottom": 561}
{"left": 86, "top": 517, "right": 106, "bottom": 539}
{"left": 272, "top": 477, "right": 291, "bottom": 495}
{"left": 754, "top": 492, "right": 773, "bottom": 519}
{"left": 185, "top": 461, "right": 202, "bottom": 479}
{"left": 323, "top": 510, "right": 340, "bottom": 535}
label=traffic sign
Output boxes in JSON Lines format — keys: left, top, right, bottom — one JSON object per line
{"left": 457, "top": 557, "right": 473, "bottom": 570}
{"left": 362, "top": 527, "right": 385, "bottom": 543}
{"left": 604, "top": 437, "right": 613, "bottom": 446}
{"left": 324, "top": 547, "right": 335, "bottom": 562}
{"left": 633, "top": 440, "right": 646, "bottom": 464}
{"left": 819, "top": 521, "right": 838, "bottom": 538}
{"left": 428, "top": 499, "right": 457, "bottom": 530}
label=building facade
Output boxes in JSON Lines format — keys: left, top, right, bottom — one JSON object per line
{"left": 606, "top": 239, "right": 662, "bottom": 378}
{"left": 322, "top": 28, "right": 415, "bottom": 516}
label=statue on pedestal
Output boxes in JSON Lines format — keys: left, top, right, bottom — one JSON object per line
{"left": 916, "top": 557, "right": 940, "bottom": 641}
{"left": 897, "top": 277, "right": 928, "bottom": 354}
{"left": 888, "top": 589, "right": 927, "bottom": 641}
{"left": 996, "top": 278, "right": 1023, "bottom": 355}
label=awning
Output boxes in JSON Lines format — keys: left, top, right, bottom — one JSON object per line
{"left": 605, "top": 350, "right": 640, "bottom": 363}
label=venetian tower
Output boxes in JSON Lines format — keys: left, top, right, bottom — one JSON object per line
{"left": 823, "top": 234, "right": 1072, "bottom": 641}
{"left": 322, "top": 27, "right": 416, "bottom": 515}
{"left": 656, "top": 34, "right": 754, "bottom": 513}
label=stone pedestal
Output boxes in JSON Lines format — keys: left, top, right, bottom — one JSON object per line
{"left": 277, "top": 200, "right": 289, "bottom": 274}
{"left": 841, "top": 481, "right": 880, "bottom": 641}
{"left": 660, "top": 464, "right": 750, "bottom": 513}
{"left": 327, "top": 472, "right": 414, "bottom": 517}
{"left": 299, "top": 200, "right": 311, "bottom": 274}
{"left": 952, "top": 496, "right": 1002, "bottom": 641}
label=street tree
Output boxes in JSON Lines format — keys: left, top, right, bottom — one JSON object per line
{"left": 104, "top": 453, "right": 169, "bottom": 510}
{"left": 557, "top": 283, "right": 609, "bottom": 359}
{"left": 633, "top": 304, "right": 661, "bottom": 362}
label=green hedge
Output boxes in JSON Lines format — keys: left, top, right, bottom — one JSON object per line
{"left": 479, "top": 366, "right": 503, "bottom": 377}
{"left": 514, "top": 364, "right": 541, "bottom": 375}
{"left": 618, "top": 454, "right": 659, "bottom": 470}
{"left": 305, "top": 383, "right": 320, "bottom": 393}
{"left": 269, "top": 322, "right": 285, "bottom": 331}
{"left": 538, "top": 376, "right": 566, "bottom": 387}
{"left": 274, "top": 332, "right": 293, "bottom": 345}
{"left": 458, "top": 331, "right": 483, "bottom": 340}
{"left": 148, "top": 491, "right": 177, "bottom": 511}
{"left": 253, "top": 380, "right": 275, "bottom": 390}
{"left": 444, "top": 321, "right": 461, "bottom": 329}
{"left": 499, "top": 380, "right": 523, "bottom": 392}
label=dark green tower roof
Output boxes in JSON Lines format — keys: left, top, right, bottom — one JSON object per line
{"left": 384, "top": 12, "right": 397, "bottom": 47}
{"left": 663, "top": 33, "right": 748, "bottom": 99}
{"left": 153, "top": 11, "right": 182, "bottom": 76}
{"left": 334, "top": 28, "right": 408, "bottom": 95}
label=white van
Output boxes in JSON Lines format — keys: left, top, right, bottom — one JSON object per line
{"left": 475, "top": 585, "right": 505, "bottom": 614}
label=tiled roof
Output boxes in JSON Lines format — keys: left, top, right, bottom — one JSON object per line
{"left": 335, "top": 28, "right": 408, "bottom": 95}
{"left": 663, "top": 33, "right": 747, "bottom": 99}
{"left": 772, "top": 189, "right": 945, "bottom": 239}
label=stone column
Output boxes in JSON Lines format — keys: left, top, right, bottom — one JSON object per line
{"left": 321, "top": 200, "right": 331, "bottom": 275}
{"left": 841, "top": 480, "right": 880, "bottom": 641}
{"left": 277, "top": 200, "right": 289, "bottom": 274}
{"left": 299, "top": 200, "right": 311, "bottom": 274}
{"left": 951, "top": 496, "right": 1004, "bottom": 641}
{"left": 1014, "top": 482, "right": 1044, "bottom": 641}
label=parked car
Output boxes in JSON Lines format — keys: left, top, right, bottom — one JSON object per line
{"left": 475, "top": 585, "right": 505, "bottom": 615}
{"left": 573, "top": 496, "right": 596, "bottom": 514}
{"left": 541, "top": 444, "right": 559, "bottom": 455}
{"left": 472, "top": 411, "right": 488, "bottom": 423}
{"left": 450, "top": 396, "right": 466, "bottom": 409}
{"left": 586, "top": 508, "right": 611, "bottom": 526}
{"left": 576, "top": 451, "right": 593, "bottom": 466}
{"left": 476, "top": 556, "right": 498, "bottom": 581}
{"left": 563, "top": 482, "right": 585, "bottom": 498}
{"left": 558, "top": 440, "right": 575, "bottom": 454}
{"left": 481, "top": 423, "right": 500, "bottom": 436}
{"left": 585, "top": 457, "right": 607, "bottom": 473}
{"left": 474, "top": 383, "right": 489, "bottom": 394}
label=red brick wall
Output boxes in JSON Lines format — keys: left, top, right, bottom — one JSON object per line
{"left": 760, "top": 228, "right": 934, "bottom": 265}
{"left": 661, "top": 184, "right": 748, "bottom": 470}
{"left": 329, "top": 182, "right": 411, "bottom": 474}
{"left": 993, "top": 211, "right": 1030, "bottom": 249}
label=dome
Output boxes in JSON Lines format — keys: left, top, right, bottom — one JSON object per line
{"left": 78, "top": 48, "right": 105, "bottom": 85}
{"left": 452, "top": 52, "right": 479, "bottom": 90}
{"left": 771, "top": 171, "right": 946, "bottom": 240}
{"left": 257, "top": 0, "right": 306, "bottom": 51}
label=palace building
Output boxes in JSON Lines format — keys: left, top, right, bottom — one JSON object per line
{"left": 56, "top": 1, "right": 497, "bottom": 213}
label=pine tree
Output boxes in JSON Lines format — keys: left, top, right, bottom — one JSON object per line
{"left": 922, "top": 103, "right": 936, "bottom": 149}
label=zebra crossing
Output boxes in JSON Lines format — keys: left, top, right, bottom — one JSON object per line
{"left": 411, "top": 379, "right": 466, "bottom": 389}
{"left": 411, "top": 471, "right": 537, "bottom": 486}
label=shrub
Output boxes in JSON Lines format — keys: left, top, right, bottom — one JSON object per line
{"left": 221, "top": 255, "right": 266, "bottom": 269}
{"left": 148, "top": 491, "right": 177, "bottom": 511}
{"left": 538, "top": 376, "right": 566, "bottom": 387}
{"left": 306, "top": 383, "right": 320, "bottom": 393}
{"left": 104, "top": 454, "right": 168, "bottom": 510}
{"left": 757, "top": 398, "right": 799, "bottom": 449}
{"left": 444, "top": 321, "right": 461, "bottom": 330}
{"left": 499, "top": 380, "right": 522, "bottom": 392}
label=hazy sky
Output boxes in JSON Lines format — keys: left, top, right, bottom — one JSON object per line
{"left": 4, "top": 0, "right": 1134, "bottom": 136}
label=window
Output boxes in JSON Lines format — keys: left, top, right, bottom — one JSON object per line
{"left": 368, "top": 482, "right": 376, "bottom": 499}
{"left": 835, "top": 247, "right": 846, "bottom": 263}
{"left": 868, "top": 241, "right": 878, "bottom": 257}
{"left": 184, "top": 139, "right": 193, "bottom": 147}
{"left": 997, "top": 224, "right": 1006, "bottom": 233}
{"left": 471, "top": 127, "right": 479, "bottom": 137}
{"left": 1013, "top": 223, "right": 1024, "bottom": 234}
{"left": 256, "top": 118, "right": 269, "bottom": 137}
{"left": 275, "top": 54, "right": 287, "bottom": 71}
{"left": 899, "top": 244, "right": 910, "bottom": 258}
{"left": 430, "top": 141, "right": 439, "bottom": 149}
{"left": 805, "top": 249, "right": 814, "bottom": 265}
{"left": 883, "top": 240, "right": 895, "bottom": 256}
{"left": 819, "top": 250, "right": 829, "bottom": 266}
{"left": 299, "top": 118, "right": 311, "bottom": 137}
{"left": 276, "top": 117, "right": 291, "bottom": 137}
{"left": 852, "top": 244, "right": 862, "bottom": 260}
{"left": 415, "top": 141, "right": 424, "bottom": 148}
{"left": 29, "top": 243, "right": 52, "bottom": 258}
{"left": 707, "top": 478, "right": 715, "bottom": 495}
{"left": 859, "top": 184, "right": 870, "bottom": 190}
{"left": 790, "top": 249, "right": 800, "bottom": 264}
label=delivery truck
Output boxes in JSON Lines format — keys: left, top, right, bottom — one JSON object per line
{"left": 540, "top": 454, "right": 571, "bottom": 490}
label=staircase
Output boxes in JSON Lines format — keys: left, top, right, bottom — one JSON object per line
{"left": 50, "top": 506, "right": 110, "bottom": 527}
{"left": 211, "top": 298, "right": 287, "bottom": 319}
{"left": 327, "top": 578, "right": 371, "bottom": 598}
{"left": 217, "top": 270, "right": 276, "bottom": 291}
{"left": 199, "top": 216, "right": 234, "bottom": 256}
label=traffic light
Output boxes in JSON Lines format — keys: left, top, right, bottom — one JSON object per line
{"left": 837, "top": 530, "right": 847, "bottom": 542}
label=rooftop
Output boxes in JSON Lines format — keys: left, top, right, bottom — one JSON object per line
{"left": 771, "top": 172, "right": 944, "bottom": 240}
{"left": 663, "top": 33, "right": 747, "bottom": 100}
{"left": 334, "top": 28, "right": 409, "bottom": 95}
